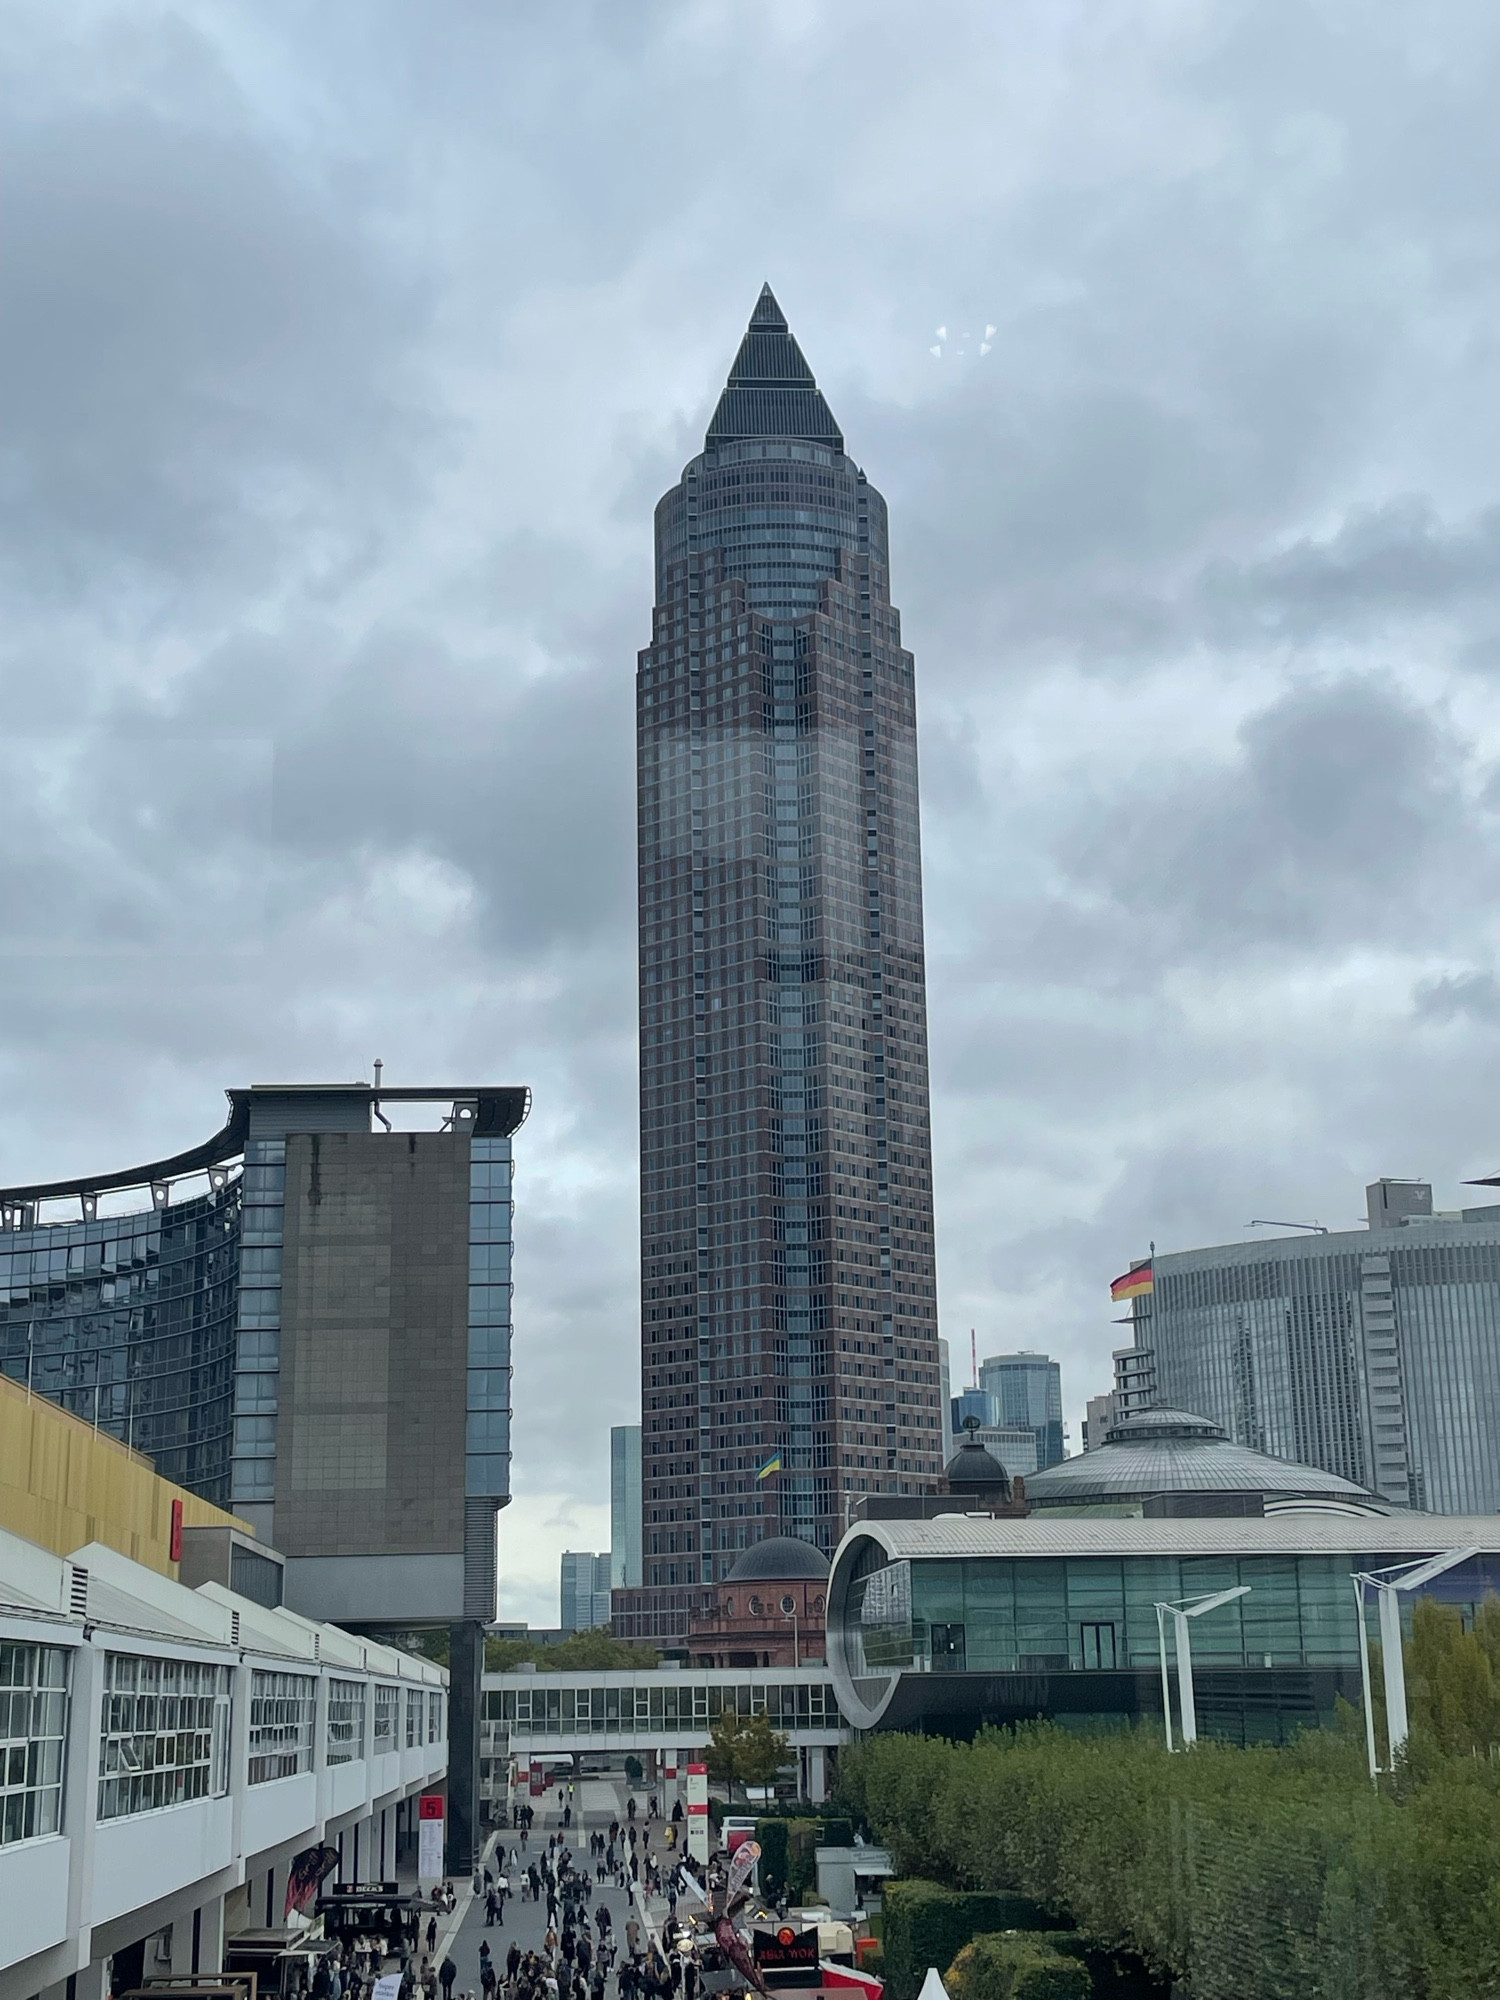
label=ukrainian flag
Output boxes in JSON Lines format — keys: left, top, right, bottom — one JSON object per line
{"left": 755, "top": 1452, "right": 783, "bottom": 1481}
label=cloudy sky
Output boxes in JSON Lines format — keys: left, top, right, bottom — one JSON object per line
{"left": 6, "top": 1, "right": 1500, "bottom": 1622}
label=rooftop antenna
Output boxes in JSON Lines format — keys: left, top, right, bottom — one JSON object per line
{"left": 971, "top": 1328, "right": 978, "bottom": 1390}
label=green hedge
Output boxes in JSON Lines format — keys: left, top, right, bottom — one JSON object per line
{"left": 756, "top": 1818, "right": 790, "bottom": 1898}
{"left": 788, "top": 1818, "right": 820, "bottom": 1898}
{"left": 947, "top": 1933, "right": 1090, "bottom": 2000}
{"left": 881, "top": 1882, "right": 1055, "bottom": 2000}
{"left": 841, "top": 1723, "right": 1500, "bottom": 2000}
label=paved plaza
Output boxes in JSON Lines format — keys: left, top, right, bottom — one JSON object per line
{"left": 426, "top": 1780, "right": 672, "bottom": 1996}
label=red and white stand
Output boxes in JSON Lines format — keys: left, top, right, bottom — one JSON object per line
{"left": 417, "top": 1792, "right": 444, "bottom": 1885}
{"left": 686, "top": 1761, "right": 710, "bottom": 1864}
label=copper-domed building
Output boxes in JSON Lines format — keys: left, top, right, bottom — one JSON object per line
{"left": 687, "top": 1535, "right": 830, "bottom": 1668}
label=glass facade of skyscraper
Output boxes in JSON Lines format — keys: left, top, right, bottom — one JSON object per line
{"left": 979, "top": 1351, "right": 1065, "bottom": 1469}
{"left": 628, "top": 288, "right": 943, "bottom": 1628}
{"left": 611, "top": 1424, "right": 643, "bottom": 1589}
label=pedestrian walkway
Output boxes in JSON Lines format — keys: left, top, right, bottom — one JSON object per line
{"left": 437, "top": 1784, "right": 658, "bottom": 1998}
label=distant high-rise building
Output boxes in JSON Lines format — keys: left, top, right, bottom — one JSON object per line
{"left": 1131, "top": 1178, "right": 1500, "bottom": 1512}
{"left": 1081, "top": 1393, "right": 1112, "bottom": 1451}
{"left": 621, "top": 287, "right": 943, "bottom": 1641}
{"left": 1082, "top": 1343, "right": 1159, "bottom": 1447}
{"left": 950, "top": 1386, "right": 998, "bottom": 1434}
{"left": 560, "top": 1550, "right": 613, "bottom": 1632}
{"left": 979, "top": 1351, "right": 1065, "bottom": 1469}
{"left": 611, "top": 1424, "right": 643, "bottom": 1589}
{"left": 972, "top": 1422, "right": 1039, "bottom": 1478}
{"left": 938, "top": 1338, "right": 954, "bottom": 1462}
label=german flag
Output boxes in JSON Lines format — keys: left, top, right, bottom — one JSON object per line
{"left": 1110, "top": 1262, "right": 1154, "bottom": 1302}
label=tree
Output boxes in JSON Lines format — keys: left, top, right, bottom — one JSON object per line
{"left": 735, "top": 1710, "right": 793, "bottom": 1794}
{"left": 484, "top": 1627, "right": 660, "bottom": 1672}
{"left": 706, "top": 1707, "right": 792, "bottom": 1801}
{"left": 705, "top": 1708, "right": 752, "bottom": 1798}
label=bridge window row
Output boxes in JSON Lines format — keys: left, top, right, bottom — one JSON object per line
{"left": 483, "top": 1680, "right": 833, "bottom": 1732}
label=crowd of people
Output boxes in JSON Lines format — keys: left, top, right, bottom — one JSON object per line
{"left": 300, "top": 1787, "right": 712, "bottom": 2000}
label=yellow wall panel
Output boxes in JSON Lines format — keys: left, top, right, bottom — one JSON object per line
{"left": 0, "top": 1373, "right": 251, "bottom": 1577}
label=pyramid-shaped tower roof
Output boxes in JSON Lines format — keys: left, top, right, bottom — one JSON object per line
{"left": 705, "top": 285, "right": 844, "bottom": 451}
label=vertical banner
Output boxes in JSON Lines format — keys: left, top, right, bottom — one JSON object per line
{"left": 686, "top": 1762, "right": 709, "bottom": 1864}
{"left": 418, "top": 1792, "right": 445, "bottom": 1883}
{"left": 169, "top": 1497, "right": 184, "bottom": 1564}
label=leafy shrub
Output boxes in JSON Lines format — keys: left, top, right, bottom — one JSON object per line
{"left": 880, "top": 1882, "right": 1055, "bottom": 2000}
{"left": 947, "top": 1933, "right": 1089, "bottom": 2000}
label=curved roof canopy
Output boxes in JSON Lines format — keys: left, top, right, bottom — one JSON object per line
{"left": 0, "top": 1083, "right": 531, "bottom": 1206}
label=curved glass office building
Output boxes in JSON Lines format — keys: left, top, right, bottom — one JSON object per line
{"left": 1124, "top": 1179, "right": 1500, "bottom": 1514}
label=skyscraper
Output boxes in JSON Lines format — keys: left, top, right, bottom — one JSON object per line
{"left": 610, "top": 1423, "right": 643, "bottom": 1588}
{"left": 559, "top": 1550, "right": 613, "bottom": 1631}
{"left": 978, "top": 1350, "right": 1066, "bottom": 1469}
{"left": 623, "top": 287, "right": 943, "bottom": 1637}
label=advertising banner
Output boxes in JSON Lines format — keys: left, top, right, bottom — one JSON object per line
{"left": 686, "top": 1762, "right": 709, "bottom": 1865}
{"left": 418, "top": 1793, "right": 445, "bottom": 1882}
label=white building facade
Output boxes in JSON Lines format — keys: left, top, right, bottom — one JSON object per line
{"left": 0, "top": 1528, "right": 447, "bottom": 2000}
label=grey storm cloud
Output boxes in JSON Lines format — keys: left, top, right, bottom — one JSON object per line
{"left": 7, "top": 0, "right": 1500, "bottom": 1616}
{"left": 1060, "top": 674, "right": 1492, "bottom": 963}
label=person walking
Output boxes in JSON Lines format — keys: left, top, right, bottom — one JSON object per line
{"left": 440, "top": 1961, "right": 458, "bottom": 2000}
{"left": 428, "top": 1918, "right": 439, "bottom": 1955}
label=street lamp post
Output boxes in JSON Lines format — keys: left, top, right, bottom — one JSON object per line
{"left": 1351, "top": 1547, "right": 1479, "bottom": 1779}
{"left": 1153, "top": 1585, "right": 1252, "bottom": 1749}
{"left": 780, "top": 1595, "right": 800, "bottom": 1668}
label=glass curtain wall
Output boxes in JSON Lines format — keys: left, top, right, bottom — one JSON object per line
{"left": 845, "top": 1556, "right": 1391, "bottom": 1677}
{"left": 1, "top": 1186, "right": 241, "bottom": 1505}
